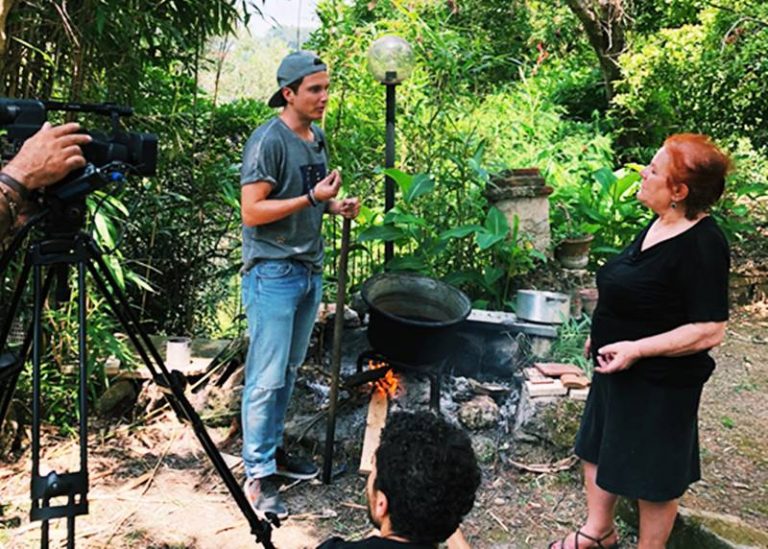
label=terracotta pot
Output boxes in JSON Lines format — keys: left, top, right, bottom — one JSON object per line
{"left": 555, "top": 234, "right": 594, "bottom": 269}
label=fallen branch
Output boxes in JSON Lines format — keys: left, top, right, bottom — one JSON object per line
{"left": 290, "top": 509, "right": 338, "bottom": 521}
{"left": 341, "top": 501, "right": 367, "bottom": 510}
{"left": 215, "top": 520, "right": 246, "bottom": 535}
{"left": 488, "top": 510, "right": 510, "bottom": 533}
{"left": 507, "top": 455, "right": 578, "bottom": 474}
{"left": 278, "top": 478, "right": 303, "bottom": 493}
{"left": 727, "top": 330, "right": 767, "bottom": 344}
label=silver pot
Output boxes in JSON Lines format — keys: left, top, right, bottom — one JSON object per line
{"left": 516, "top": 290, "right": 570, "bottom": 324}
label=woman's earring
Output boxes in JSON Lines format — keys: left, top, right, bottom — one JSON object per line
{"left": 671, "top": 201, "right": 677, "bottom": 209}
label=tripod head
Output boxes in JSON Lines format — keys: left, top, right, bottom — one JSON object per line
{"left": 0, "top": 97, "right": 158, "bottom": 237}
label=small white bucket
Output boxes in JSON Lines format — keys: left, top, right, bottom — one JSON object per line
{"left": 166, "top": 336, "right": 191, "bottom": 367}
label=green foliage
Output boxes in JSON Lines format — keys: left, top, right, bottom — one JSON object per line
{"left": 309, "top": 0, "right": 625, "bottom": 305}
{"left": 119, "top": 92, "right": 274, "bottom": 336}
{"left": 0, "top": 0, "right": 261, "bottom": 430}
{"left": 611, "top": 3, "right": 768, "bottom": 241}
{"left": 552, "top": 165, "right": 649, "bottom": 263}
{"left": 614, "top": 3, "right": 768, "bottom": 152}
{"left": 630, "top": 0, "right": 708, "bottom": 33}
{"left": 199, "top": 30, "right": 291, "bottom": 105}
{"left": 547, "top": 315, "right": 592, "bottom": 377}
{"left": 1, "top": 0, "right": 255, "bottom": 103}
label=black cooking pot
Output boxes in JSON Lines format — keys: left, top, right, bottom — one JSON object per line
{"left": 361, "top": 272, "right": 472, "bottom": 364}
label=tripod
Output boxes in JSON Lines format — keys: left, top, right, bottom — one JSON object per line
{"left": 0, "top": 218, "right": 277, "bottom": 547}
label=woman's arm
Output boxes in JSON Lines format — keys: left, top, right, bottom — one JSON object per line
{"left": 594, "top": 321, "right": 726, "bottom": 374}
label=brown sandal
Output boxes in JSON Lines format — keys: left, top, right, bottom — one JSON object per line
{"left": 548, "top": 528, "right": 619, "bottom": 549}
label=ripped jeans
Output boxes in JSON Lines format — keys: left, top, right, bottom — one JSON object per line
{"left": 241, "top": 259, "right": 322, "bottom": 479}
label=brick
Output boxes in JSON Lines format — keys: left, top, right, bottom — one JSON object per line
{"left": 525, "top": 379, "right": 567, "bottom": 397}
{"left": 561, "top": 373, "right": 590, "bottom": 389}
{"left": 524, "top": 367, "right": 553, "bottom": 384}
{"left": 534, "top": 362, "right": 584, "bottom": 378}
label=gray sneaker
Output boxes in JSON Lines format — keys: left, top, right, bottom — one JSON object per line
{"left": 243, "top": 476, "right": 288, "bottom": 520}
{"left": 275, "top": 447, "right": 319, "bottom": 480}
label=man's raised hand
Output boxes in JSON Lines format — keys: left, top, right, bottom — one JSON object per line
{"left": 313, "top": 169, "right": 342, "bottom": 202}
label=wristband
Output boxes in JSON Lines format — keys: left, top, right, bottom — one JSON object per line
{"left": 0, "top": 172, "right": 30, "bottom": 201}
{"left": 0, "top": 184, "right": 20, "bottom": 226}
{"left": 307, "top": 187, "right": 319, "bottom": 207}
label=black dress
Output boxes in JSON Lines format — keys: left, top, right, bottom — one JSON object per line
{"left": 574, "top": 216, "right": 729, "bottom": 501}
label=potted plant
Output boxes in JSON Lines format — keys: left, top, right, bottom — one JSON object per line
{"left": 551, "top": 202, "right": 597, "bottom": 269}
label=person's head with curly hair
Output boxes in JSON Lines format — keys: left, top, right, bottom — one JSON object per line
{"left": 366, "top": 410, "right": 481, "bottom": 545}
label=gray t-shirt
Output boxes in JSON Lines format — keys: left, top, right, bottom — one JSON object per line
{"left": 240, "top": 117, "right": 328, "bottom": 271}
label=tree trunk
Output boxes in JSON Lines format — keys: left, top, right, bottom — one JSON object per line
{"left": 564, "top": 0, "right": 627, "bottom": 100}
{"left": 0, "top": 0, "right": 16, "bottom": 58}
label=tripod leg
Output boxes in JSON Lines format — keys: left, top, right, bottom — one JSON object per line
{"left": 0, "top": 258, "right": 33, "bottom": 427}
{"left": 77, "top": 262, "right": 89, "bottom": 482}
{"left": 41, "top": 501, "right": 49, "bottom": 549}
{"left": 81, "top": 237, "right": 275, "bottom": 548}
{"left": 67, "top": 495, "right": 76, "bottom": 549}
{"left": 32, "top": 262, "right": 44, "bottom": 508}
{"left": 0, "top": 257, "right": 32, "bottom": 350}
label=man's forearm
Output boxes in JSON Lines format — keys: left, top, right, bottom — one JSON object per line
{"left": 241, "top": 194, "right": 314, "bottom": 227}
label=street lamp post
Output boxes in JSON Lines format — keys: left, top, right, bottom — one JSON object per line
{"left": 367, "top": 35, "right": 414, "bottom": 263}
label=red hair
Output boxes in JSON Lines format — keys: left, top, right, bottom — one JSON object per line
{"left": 663, "top": 133, "right": 733, "bottom": 220}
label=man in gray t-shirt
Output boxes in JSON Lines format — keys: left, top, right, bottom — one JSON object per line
{"left": 239, "top": 51, "right": 359, "bottom": 519}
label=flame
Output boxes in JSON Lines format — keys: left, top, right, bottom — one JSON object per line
{"left": 369, "top": 360, "right": 400, "bottom": 398}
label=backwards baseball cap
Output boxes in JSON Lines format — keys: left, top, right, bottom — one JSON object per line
{"left": 268, "top": 51, "right": 328, "bottom": 108}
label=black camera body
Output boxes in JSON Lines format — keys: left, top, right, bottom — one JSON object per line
{"left": 0, "top": 98, "right": 158, "bottom": 234}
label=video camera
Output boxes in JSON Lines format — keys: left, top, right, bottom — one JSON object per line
{"left": 0, "top": 98, "right": 158, "bottom": 234}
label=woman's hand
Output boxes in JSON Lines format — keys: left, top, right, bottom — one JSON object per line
{"left": 594, "top": 340, "right": 643, "bottom": 374}
{"left": 594, "top": 322, "right": 726, "bottom": 375}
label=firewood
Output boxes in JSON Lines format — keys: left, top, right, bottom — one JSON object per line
{"left": 359, "top": 390, "right": 388, "bottom": 474}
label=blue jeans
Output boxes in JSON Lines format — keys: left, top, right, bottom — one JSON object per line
{"left": 241, "top": 259, "right": 322, "bottom": 479}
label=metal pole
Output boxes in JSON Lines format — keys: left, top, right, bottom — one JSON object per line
{"left": 384, "top": 83, "right": 396, "bottom": 263}
{"left": 323, "top": 217, "right": 352, "bottom": 484}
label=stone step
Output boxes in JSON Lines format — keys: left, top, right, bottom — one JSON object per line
{"left": 617, "top": 499, "right": 768, "bottom": 549}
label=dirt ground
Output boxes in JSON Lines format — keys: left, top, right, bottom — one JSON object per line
{"left": 1, "top": 305, "right": 766, "bottom": 549}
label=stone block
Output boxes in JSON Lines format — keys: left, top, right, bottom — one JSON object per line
{"left": 458, "top": 395, "right": 501, "bottom": 431}
{"left": 569, "top": 388, "right": 590, "bottom": 401}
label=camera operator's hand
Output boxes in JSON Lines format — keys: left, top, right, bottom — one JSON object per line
{"left": 2, "top": 122, "right": 92, "bottom": 190}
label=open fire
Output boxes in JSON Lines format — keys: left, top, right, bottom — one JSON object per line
{"left": 369, "top": 360, "right": 400, "bottom": 398}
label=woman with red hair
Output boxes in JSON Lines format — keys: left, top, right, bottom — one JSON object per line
{"left": 550, "top": 134, "right": 732, "bottom": 549}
